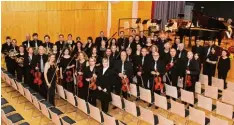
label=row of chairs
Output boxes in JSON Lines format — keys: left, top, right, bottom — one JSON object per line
{"left": 1, "top": 96, "right": 29, "bottom": 125}
{"left": 56, "top": 84, "right": 126, "bottom": 125}
{"left": 1, "top": 68, "right": 76, "bottom": 125}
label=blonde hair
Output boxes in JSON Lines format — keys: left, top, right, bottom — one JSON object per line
{"left": 78, "top": 51, "right": 88, "bottom": 61}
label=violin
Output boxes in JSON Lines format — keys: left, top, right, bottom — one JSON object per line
{"left": 185, "top": 68, "right": 192, "bottom": 87}
{"left": 166, "top": 60, "right": 177, "bottom": 72}
{"left": 66, "top": 70, "right": 73, "bottom": 83}
{"left": 76, "top": 63, "right": 83, "bottom": 88}
{"left": 89, "top": 76, "right": 97, "bottom": 90}
{"left": 33, "top": 63, "right": 43, "bottom": 86}
{"left": 121, "top": 75, "right": 130, "bottom": 92}
{"left": 154, "top": 70, "right": 164, "bottom": 91}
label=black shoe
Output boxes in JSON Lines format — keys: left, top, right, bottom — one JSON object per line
{"left": 148, "top": 104, "right": 152, "bottom": 107}
{"left": 112, "top": 106, "right": 117, "bottom": 109}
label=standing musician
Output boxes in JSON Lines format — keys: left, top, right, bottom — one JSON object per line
{"left": 89, "top": 47, "right": 102, "bottom": 67}
{"left": 52, "top": 45, "right": 60, "bottom": 59}
{"left": 98, "top": 40, "right": 107, "bottom": 58}
{"left": 103, "top": 48, "right": 114, "bottom": 68}
{"left": 23, "top": 47, "right": 35, "bottom": 88}
{"left": 145, "top": 37, "right": 153, "bottom": 51}
{"left": 31, "top": 33, "right": 43, "bottom": 48}
{"left": 114, "top": 51, "right": 133, "bottom": 99}
{"left": 96, "top": 58, "right": 116, "bottom": 113}
{"left": 32, "top": 46, "right": 48, "bottom": 98}
{"left": 59, "top": 48, "right": 75, "bottom": 93}
{"left": 43, "top": 35, "right": 53, "bottom": 50}
{"left": 2, "top": 36, "right": 12, "bottom": 73}
{"left": 16, "top": 46, "right": 25, "bottom": 82}
{"left": 126, "top": 36, "right": 137, "bottom": 55}
{"left": 84, "top": 37, "right": 94, "bottom": 57}
{"left": 83, "top": 57, "right": 98, "bottom": 106}
{"left": 110, "top": 45, "right": 120, "bottom": 60}
{"left": 75, "top": 52, "right": 89, "bottom": 99}
{"left": 183, "top": 51, "right": 200, "bottom": 92}
{"left": 139, "top": 31, "right": 147, "bottom": 47}
{"left": 126, "top": 47, "right": 133, "bottom": 63}
{"left": 55, "top": 34, "right": 65, "bottom": 53}
{"left": 8, "top": 39, "right": 19, "bottom": 76}
{"left": 44, "top": 54, "right": 57, "bottom": 106}
{"left": 66, "top": 34, "right": 75, "bottom": 51}
{"left": 177, "top": 43, "right": 187, "bottom": 61}
{"left": 165, "top": 48, "right": 179, "bottom": 86}
{"left": 192, "top": 40, "right": 204, "bottom": 62}
{"left": 95, "top": 31, "right": 108, "bottom": 49}
{"left": 118, "top": 31, "right": 128, "bottom": 51}
{"left": 22, "top": 34, "right": 32, "bottom": 49}
{"left": 73, "top": 41, "right": 83, "bottom": 56}
{"left": 160, "top": 42, "right": 171, "bottom": 62}
{"left": 203, "top": 40, "right": 216, "bottom": 75}
{"left": 108, "top": 38, "right": 118, "bottom": 49}
{"left": 205, "top": 47, "right": 218, "bottom": 85}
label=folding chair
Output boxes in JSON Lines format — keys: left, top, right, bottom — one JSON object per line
{"left": 197, "top": 94, "right": 215, "bottom": 111}
{"left": 158, "top": 114, "right": 174, "bottom": 125}
{"left": 123, "top": 98, "right": 140, "bottom": 123}
{"left": 111, "top": 92, "right": 124, "bottom": 115}
{"left": 212, "top": 77, "right": 224, "bottom": 90}
{"left": 129, "top": 83, "right": 138, "bottom": 98}
{"left": 102, "top": 111, "right": 118, "bottom": 125}
{"left": 204, "top": 85, "right": 221, "bottom": 100}
{"left": 16, "top": 81, "right": 29, "bottom": 104}
{"left": 31, "top": 94, "right": 45, "bottom": 120}
{"left": 56, "top": 84, "right": 67, "bottom": 106}
{"left": 1, "top": 110, "right": 9, "bottom": 124}
{"left": 199, "top": 74, "right": 208, "bottom": 85}
{"left": 61, "top": 116, "right": 76, "bottom": 125}
{"left": 165, "top": 84, "right": 178, "bottom": 99}
{"left": 48, "top": 107, "right": 64, "bottom": 125}
{"left": 38, "top": 100, "right": 54, "bottom": 119}
{"left": 139, "top": 86, "right": 152, "bottom": 104}
{"left": 154, "top": 93, "right": 170, "bottom": 114}
{"left": 169, "top": 99, "right": 189, "bottom": 118}
{"left": 76, "top": 96, "right": 90, "bottom": 119}
{"left": 180, "top": 89, "right": 195, "bottom": 105}
{"left": 216, "top": 101, "right": 233, "bottom": 119}
{"left": 24, "top": 87, "right": 37, "bottom": 110}
{"left": 139, "top": 106, "right": 155, "bottom": 125}
{"left": 210, "top": 115, "right": 228, "bottom": 125}
{"left": 226, "top": 81, "right": 234, "bottom": 92}
{"left": 88, "top": 103, "right": 104, "bottom": 124}
{"left": 222, "top": 89, "right": 234, "bottom": 105}
{"left": 188, "top": 106, "right": 209, "bottom": 125}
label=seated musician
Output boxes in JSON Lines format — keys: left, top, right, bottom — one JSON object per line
{"left": 183, "top": 51, "right": 200, "bottom": 92}
{"left": 96, "top": 58, "right": 116, "bottom": 113}
{"left": 113, "top": 51, "right": 133, "bottom": 99}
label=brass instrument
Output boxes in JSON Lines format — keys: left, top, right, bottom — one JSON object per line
{"left": 45, "top": 47, "right": 52, "bottom": 55}
{"left": 16, "top": 57, "right": 24, "bottom": 67}
{"left": 33, "top": 47, "right": 39, "bottom": 55}
{"left": 8, "top": 49, "right": 19, "bottom": 59}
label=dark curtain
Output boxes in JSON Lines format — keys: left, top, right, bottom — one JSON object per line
{"left": 152, "top": 1, "right": 185, "bottom": 30}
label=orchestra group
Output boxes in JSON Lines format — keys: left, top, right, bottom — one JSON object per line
{"left": 1, "top": 30, "right": 231, "bottom": 113}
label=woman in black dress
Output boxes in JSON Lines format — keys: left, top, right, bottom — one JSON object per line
{"left": 108, "top": 38, "right": 118, "bottom": 50}
{"left": 205, "top": 47, "right": 218, "bottom": 85}
{"left": 89, "top": 47, "right": 101, "bottom": 67}
{"left": 72, "top": 41, "right": 83, "bottom": 56}
{"left": 44, "top": 54, "right": 57, "bottom": 106}
{"left": 16, "top": 46, "right": 25, "bottom": 81}
{"left": 98, "top": 40, "right": 107, "bottom": 58}
{"left": 83, "top": 57, "right": 98, "bottom": 106}
{"left": 66, "top": 34, "right": 75, "bottom": 51}
{"left": 217, "top": 50, "right": 231, "bottom": 88}
{"left": 75, "top": 52, "right": 89, "bottom": 99}
{"left": 194, "top": 53, "right": 202, "bottom": 81}
{"left": 84, "top": 37, "right": 94, "bottom": 56}
{"left": 59, "top": 48, "right": 75, "bottom": 93}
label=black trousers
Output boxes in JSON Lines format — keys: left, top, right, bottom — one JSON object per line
{"left": 48, "top": 85, "right": 56, "bottom": 106}
{"left": 16, "top": 66, "right": 24, "bottom": 82}
{"left": 218, "top": 71, "right": 228, "bottom": 89}
{"left": 88, "top": 90, "right": 97, "bottom": 106}
{"left": 101, "top": 100, "right": 109, "bottom": 113}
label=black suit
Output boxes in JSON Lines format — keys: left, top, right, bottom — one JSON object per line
{"left": 23, "top": 54, "right": 36, "bottom": 89}
{"left": 43, "top": 42, "right": 54, "bottom": 49}
{"left": 113, "top": 60, "right": 133, "bottom": 98}
{"left": 192, "top": 45, "right": 204, "bottom": 61}
{"left": 96, "top": 67, "right": 116, "bottom": 112}
{"left": 117, "top": 37, "right": 129, "bottom": 51}
{"left": 55, "top": 41, "right": 65, "bottom": 52}
{"left": 149, "top": 59, "right": 165, "bottom": 89}
{"left": 95, "top": 36, "right": 108, "bottom": 49}
{"left": 110, "top": 51, "right": 120, "bottom": 61}
{"left": 165, "top": 56, "right": 179, "bottom": 87}
{"left": 2, "top": 43, "right": 13, "bottom": 75}
{"left": 31, "top": 40, "right": 43, "bottom": 48}
{"left": 176, "top": 49, "right": 187, "bottom": 61}
{"left": 22, "top": 40, "right": 33, "bottom": 49}
{"left": 126, "top": 41, "right": 137, "bottom": 55}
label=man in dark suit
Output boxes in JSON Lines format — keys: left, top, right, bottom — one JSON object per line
{"left": 126, "top": 36, "right": 137, "bottom": 55}
{"left": 8, "top": 39, "right": 19, "bottom": 76}
{"left": 104, "top": 48, "right": 115, "bottom": 69}
{"left": 95, "top": 31, "right": 108, "bottom": 49}
{"left": 96, "top": 58, "right": 116, "bottom": 113}
{"left": 176, "top": 43, "right": 187, "bottom": 61}
{"left": 113, "top": 51, "right": 133, "bottom": 99}
{"left": 203, "top": 40, "right": 217, "bottom": 74}
{"left": 55, "top": 34, "right": 65, "bottom": 53}
{"left": 43, "top": 35, "right": 54, "bottom": 49}
{"left": 31, "top": 33, "right": 43, "bottom": 48}
{"left": 139, "top": 31, "right": 147, "bottom": 47}
{"left": 31, "top": 46, "right": 48, "bottom": 98}
{"left": 192, "top": 39, "right": 204, "bottom": 61}
{"left": 22, "top": 34, "right": 32, "bottom": 49}
{"left": 117, "top": 31, "right": 128, "bottom": 51}
{"left": 2, "top": 36, "right": 13, "bottom": 74}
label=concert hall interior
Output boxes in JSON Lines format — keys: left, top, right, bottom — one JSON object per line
{"left": 1, "top": 1, "right": 234, "bottom": 125}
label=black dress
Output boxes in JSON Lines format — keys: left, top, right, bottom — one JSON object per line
{"left": 59, "top": 57, "right": 75, "bottom": 93}
{"left": 205, "top": 54, "right": 218, "bottom": 85}
{"left": 76, "top": 60, "right": 88, "bottom": 99}
{"left": 47, "top": 64, "right": 56, "bottom": 106}
{"left": 217, "top": 57, "right": 230, "bottom": 88}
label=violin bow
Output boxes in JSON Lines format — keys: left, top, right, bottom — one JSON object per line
{"left": 62, "top": 54, "right": 77, "bottom": 74}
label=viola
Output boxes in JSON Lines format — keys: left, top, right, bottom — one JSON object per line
{"left": 89, "top": 76, "right": 97, "bottom": 90}
{"left": 33, "top": 63, "right": 43, "bottom": 86}
{"left": 66, "top": 70, "right": 73, "bottom": 83}
{"left": 185, "top": 68, "right": 192, "bottom": 87}
{"left": 121, "top": 76, "right": 130, "bottom": 92}
{"left": 154, "top": 71, "right": 164, "bottom": 91}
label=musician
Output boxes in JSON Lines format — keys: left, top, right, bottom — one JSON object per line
{"left": 113, "top": 51, "right": 133, "bottom": 99}
{"left": 23, "top": 47, "right": 35, "bottom": 88}
{"left": 72, "top": 41, "right": 83, "bottom": 56}
{"left": 126, "top": 36, "right": 137, "bottom": 55}
{"left": 16, "top": 46, "right": 25, "bottom": 81}
{"left": 110, "top": 45, "right": 120, "bottom": 60}
{"left": 131, "top": 29, "right": 137, "bottom": 38}
{"left": 83, "top": 57, "right": 98, "bottom": 106}
{"left": 32, "top": 46, "right": 48, "bottom": 98}
{"left": 52, "top": 45, "right": 59, "bottom": 59}
{"left": 217, "top": 50, "right": 230, "bottom": 89}
{"left": 126, "top": 47, "right": 133, "bottom": 63}
{"left": 95, "top": 31, "right": 108, "bottom": 49}
{"left": 118, "top": 31, "right": 128, "bottom": 51}
{"left": 194, "top": 53, "right": 202, "bottom": 81}
{"left": 60, "top": 48, "right": 75, "bottom": 93}
{"left": 192, "top": 40, "right": 204, "bottom": 62}
{"left": 203, "top": 40, "right": 216, "bottom": 75}
{"left": 205, "top": 47, "right": 218, "bottom": 85}
{"left": 98, "top": 40, "right": 107, "bottom": 58}
{"left": 75, "top": 52, "right": 89, "bottom": 99}
{"left": 183, "top": 51, "right": 200, "bottom": 92}
{"left": 103, "top": 48, "right": 114, "bottom": 68}
{"left": 134, "top": 48, "right": 151, "bottom": 89}
{"left": 43, "top": 35, "right": 53, "bottom": 49}
{"left": 166, "top": 48, "right": 179, "bottom": 86}
{"left": 96, "top": 58, "right": 115, "bottom": 113}
{"left": 160, "top": 42, "right": 171, "bottom": 62}
{"left": 177, "top": 43, "right": 187, "bottom": 61}
{"left": 145, "top": 37, "right": 153, "bottom": 51}
{"left": 135, "top": 35, "right": 142, "bottom": 47}
{"left": 108, "top": 38, "right": 118, "bottom": 49}
{"left": 172, "top": 37, "right": 180, "bottom": 50}
{"left": 2, "top": 36, "right": 12, "bottom": 73}
{"left": 84, "top": 36, "right": 94, "bottom": 57}
{"left": 8, "top": 39, "right": 19, "bottom": 76}
{"left": 22, "top": 34, "right": 32, "bottom": 49}
{"left": 135, "top": 44, "right": 142, "bottom": 58}
{"left": 31, "top": 33, "right": 43, "bottom": 48}
{"left": 66, "top": 34, "right": 75, "bottom": 51}
{"left": 89, "top": 47, "right": 101, "bottom": 67}
{"left": 149, "top": 45, "right": 159, "bottom": 57}
{"left": 139, "top": 31, "right": 147, "bottom": 47}
{"left": 150, "top": 52, "right": 165, "bottom": 94}
{"left": 55, "top": 34, "right": 65, "bottom": 53}
{"left": 44, "top": 54, "right": 57, "bottom": 106}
